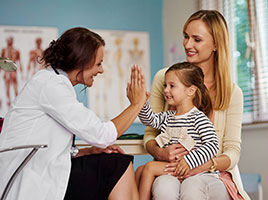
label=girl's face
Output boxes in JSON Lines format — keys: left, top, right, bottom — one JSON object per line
{"left": 164, "top": 71, "right": 189, "bottom": 106}
{"left": 74, "top": 46, "right": 104, "bottom": 87}
{"left": 183, "top": 19, "right": 216, "bottom": 69}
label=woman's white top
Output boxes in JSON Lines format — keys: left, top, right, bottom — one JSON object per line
{"left": 0, "top": 67, "right": 117, "bottom": 200}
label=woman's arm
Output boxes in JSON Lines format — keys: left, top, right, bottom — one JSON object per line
{"left": 147, "top": 140, "right": 188, "bottom": 161}
{"left": 39, "top": 65, "right": 146, "bottom": 149}
{"left": 166, "top": 154, "right": 231, "bottom": 179}
{"left": 111, "top": 65, "right": 147, "bottom": 137}
{"left": 207, "top": 84, "right": 243, "bottom": 172}
{"left": 220, "top": 84, "right": 243, "bottom": 170}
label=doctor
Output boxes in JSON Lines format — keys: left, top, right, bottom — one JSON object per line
{"left": 0, "top": 27, "right": 146, "bottom": 200}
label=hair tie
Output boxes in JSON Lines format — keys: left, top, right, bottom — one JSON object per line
{"left": 50, "top": 40, "right": 57, "bottom": 49}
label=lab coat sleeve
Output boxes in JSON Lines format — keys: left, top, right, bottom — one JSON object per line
{"left": 39, "top": 76, "right": 117, "bottom": 148}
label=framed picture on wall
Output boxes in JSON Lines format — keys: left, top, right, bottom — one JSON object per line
{"left": 88, "top": 30, "right": 150, "bottom": 123}
{"left": 0, "top": 25, "right": 58, "bottom": 116}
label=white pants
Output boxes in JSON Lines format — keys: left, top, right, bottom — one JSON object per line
{"left": 152, "top": 173, "right": 232, "bottom": 200}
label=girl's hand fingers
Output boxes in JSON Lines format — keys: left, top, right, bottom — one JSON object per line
{"left": 164, "top": 162, "right": 178, "bottom": 173}
{"left": 179, "top": 168, "right": 187, "bottom": 176}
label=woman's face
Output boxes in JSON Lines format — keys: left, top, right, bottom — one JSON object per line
{"left": 183, "top": 19, "right": 216, "bottom": 69}
{"left": 80, "top": 46, "right": 104, "bottom": 87}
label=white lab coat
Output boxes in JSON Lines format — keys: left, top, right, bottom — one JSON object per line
{"left": 0, "top": 67, "right": 117, "bottom": 200}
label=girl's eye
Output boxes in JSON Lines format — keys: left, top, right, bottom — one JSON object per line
{"left": 195, "top": 38, "right": 201, "bottom": 42}
{"left": 163, "top": 83, "right": 167, "bottom": 88}
{"left": 170, "top": 84, "right": 174, "bottom": 88}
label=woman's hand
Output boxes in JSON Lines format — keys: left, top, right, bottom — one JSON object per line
{"left": 76, "top": 145, "right": 124, "bottom": 157}
{"left": 126, "top": 65, "right": 148, "bottom": 107}
{"left": 158, "top": 143, "right": 188, "bottom": 162}
{"left": 112, "top": 65, "right": 149, "bottom": 137}
{"left": 176, "top": 164, "right": 207, "bottom": 182}
{"left": 181, "top": 165, "right": 204, "bottom": 178}
{"left": 165, "top": 159, "right": 211, "bottom": 181}
{"left": 105, "top": 145, "right": 125, "bottom": 154}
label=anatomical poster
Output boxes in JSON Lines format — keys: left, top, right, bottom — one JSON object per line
{"left": 88, "top": 30, "right": 150, "bottom": 122}
{"left": 0, "top": 25, "right": 58, "bottom": 116}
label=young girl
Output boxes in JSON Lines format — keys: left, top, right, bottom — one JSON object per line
{"left": 136, "top": 62, "right": 219, "bottom": 200}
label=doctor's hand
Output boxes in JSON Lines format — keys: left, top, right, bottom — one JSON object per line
{"left": 127, "top": 65, "right": 148, "bottom": 107}
{"left": 76, "top": 145, "right": 125, "bottom": 157}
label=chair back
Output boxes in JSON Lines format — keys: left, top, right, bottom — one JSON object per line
{"left": 0, "top": 144, "right": 48, "bottom": 200}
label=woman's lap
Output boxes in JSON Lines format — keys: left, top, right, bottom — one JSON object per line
{"left": 152, "top": 175, "right": 181, "bottom": 200}
{"left": 64, "top": 153, "right": 133, "bottom": 200}
{"left": 152, "top": 173, "right": 231, "bottom": 200}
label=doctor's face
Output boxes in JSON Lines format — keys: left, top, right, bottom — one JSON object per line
{"left": 81, "top": 46, "right": 104, "bottom": 87}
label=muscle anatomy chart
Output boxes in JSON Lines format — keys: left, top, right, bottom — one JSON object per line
{"left": 0, "top": 26, "right": 58, "bottom": 115}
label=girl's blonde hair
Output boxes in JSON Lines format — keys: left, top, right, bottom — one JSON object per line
{"left": 183, "top": 10, "right": 232, "bottom": 110}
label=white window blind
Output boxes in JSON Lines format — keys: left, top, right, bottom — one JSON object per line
{"left": 199, "top": 0, "right": 268, "bottom": 124}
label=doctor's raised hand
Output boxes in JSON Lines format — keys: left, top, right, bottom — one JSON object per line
{"left": 112, "top": 64, "right": 147, "bottom": 137}
{"left": 127, "top": 65, "right": 147, "bottom": 105}
{"left": 78, "top": 65, "right": 147, "bottom": 158}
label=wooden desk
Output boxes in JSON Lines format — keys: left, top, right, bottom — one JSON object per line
{"left": 76, "top": 139, "right": 148, "bottom": 155}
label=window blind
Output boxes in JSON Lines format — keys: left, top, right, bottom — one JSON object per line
{"left": 199, "top": 0, "right": 268, "bottom": 124}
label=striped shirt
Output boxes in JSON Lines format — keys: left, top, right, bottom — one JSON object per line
{"left": 138, "top": 101, "right": 219, "bottom": 169}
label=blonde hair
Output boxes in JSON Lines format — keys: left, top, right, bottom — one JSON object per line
{"left": 183, "top": 10, "right": 232, "bottom": 110}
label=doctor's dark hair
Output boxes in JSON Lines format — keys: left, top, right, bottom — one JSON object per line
{"left": 41, "top": 27, "right": 105, "bottom": 72}
{"left": 166, "top": 62, "right": 213, "bottom": 117}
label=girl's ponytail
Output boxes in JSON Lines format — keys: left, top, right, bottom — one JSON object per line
{"left": 194, "top": 84, "right": 212, "bottom": 117}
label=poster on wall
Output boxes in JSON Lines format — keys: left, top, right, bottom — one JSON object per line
{"left": 88, "top": 30, "right": 150, "bottom": 123}
{"left": 0, "top": 25, "right": 58, "bottom": 116}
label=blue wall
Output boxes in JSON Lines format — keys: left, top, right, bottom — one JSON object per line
{"left": 0, "top": 0, "right": 164, "bottom": 135}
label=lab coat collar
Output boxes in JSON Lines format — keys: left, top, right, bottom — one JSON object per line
{"left": 46, "top": 66, "right": 68, "bottom": 78}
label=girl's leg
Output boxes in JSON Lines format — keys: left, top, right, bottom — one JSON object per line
{"left": 139, "top": 161, "right": 168, "bottom": 200}
{"left": 135, "top": 165, "right": 144, "bottom": 187}
{"left": 108, "top": 162, "right": 139, "bottom": 200}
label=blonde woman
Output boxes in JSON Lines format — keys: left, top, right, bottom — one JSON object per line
{"left": 143, "top": 10, "right": 250, "bottom": 200}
